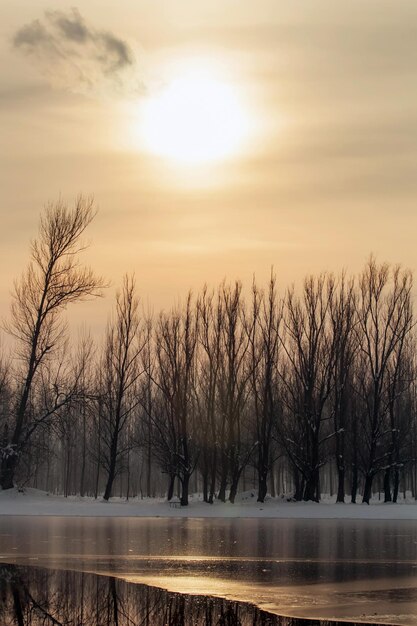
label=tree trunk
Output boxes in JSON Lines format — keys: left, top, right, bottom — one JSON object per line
{"left": 229, "top": 476, "right": 239, "bottom": 504}
{"left": 12, "top": 584, "right": 24, "bottom": 626}
{"left": 109, "top": 577, "right": 120, "bottom": 626}
{"left": 336, "top": 467, "right": 345, "bottom": 503}
{"left": 146, "top": 415, "right": 152, "bottom": 498}
{"left": 202, "top": 468, "right": 208, "bottom": 503}
{"left": 180, "top": 473, "right": 190, "bottom": 506}
{"left": 208, "top": 449, "right": 217, "bottom": 504}
{"left": 257, "top": 469, "right": 268, "bottom": 503}
{"left": 229, "top": 463, "right": 245, "bottom": 504}
{"left": 351, "top": 417, "right": 358, "bottom": 503}
{"left": 167, "top": 473, "right": 175, "bottom": 501}
{"left": 335, "top": 428, "right": 345, "bottom": 502}
{"left": 0, "top": 455, "right": 16, "bottom": 490}
{"left": 383, "top": 467, "right": 392, "bottom": 502}
{"left": 103, "top": 467, "right": 115, "bottom": 501}
{"left": 393, "top": 468, "right": 400, "bottom": 503}
{"left": 303, "top": 447, "right": 320, "bottom": 503}
{"left": 303, "top": 478, "right": 315, "bottom": 501}
{"left": 269, "top": 462, "right": 276, "bottom": 498}
{"left": 303, "top": 467, "right": 320, "bottom": 502}
{"left": 362, "top": 473, "right": 374, "bottom": 504}
{"left": 80, "top": 408, "right": 86, "bottom": 497}
{"left": 218, "top": 455, "right": 228, "bottom": 502}
{"left": 293, "top": 467, "right": 303, "bottom": 501}
{"left": 103, "top": 440, "right": 118, "bottom": 501}
{"left": 257, "top": 442, "right": 269, "bottom": 502}
{"left": 65, "top": 438, "right": 71, "bottom": 498}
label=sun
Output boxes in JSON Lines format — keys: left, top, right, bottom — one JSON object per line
{"left": 140, "top": 68, "right": 250, "bottom": 165}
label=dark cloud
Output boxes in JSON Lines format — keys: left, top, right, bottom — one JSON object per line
{"left": 12, "top": 8, "right": 136, "bottom": 93}
{"left": 100, "top": 32, "right": 133, "bottom": 71}
{"left": 13, "top": 19, "right": 53, "bottom": 48}
{"left": 50, "top": 9, "right": 90, "bottom": 44}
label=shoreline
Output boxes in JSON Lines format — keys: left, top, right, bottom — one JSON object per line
{"left": 1, "top": 488, "right": 416, "bottom": 520}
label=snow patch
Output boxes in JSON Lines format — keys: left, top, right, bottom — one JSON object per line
{"left": 0, "top": 488, "right": 417, "bottom": 520}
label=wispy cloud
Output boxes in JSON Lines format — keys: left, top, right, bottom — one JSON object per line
{"left": 13, "top": 8, "right": 141, "bottom": 95}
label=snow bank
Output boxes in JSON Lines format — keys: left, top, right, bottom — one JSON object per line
{"left": 0, "top": 488, "right": 416, "bottom": 519}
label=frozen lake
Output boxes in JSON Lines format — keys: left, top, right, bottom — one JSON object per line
{"left": 0, "top": 516, "right": 416, "bottom": 624}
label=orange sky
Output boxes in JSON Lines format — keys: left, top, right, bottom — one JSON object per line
{"left": 1, "top": 1, "right": 417, "bottom": 336}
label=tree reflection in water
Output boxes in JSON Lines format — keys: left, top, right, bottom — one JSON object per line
{"left": 0, "top": 563, "right": 274, "bottom": 626}
{"left": 0, "top": 564, "right": 379, "bottom": 626}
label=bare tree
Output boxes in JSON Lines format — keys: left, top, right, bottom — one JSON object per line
{"left": 101, "top": 275, "right": 144, "bottom": 501}
{"left": 0, "top": 347, "right": 13, "bottom": 479}
{"left": 153, "top": 294, "right": 198, "bottom": 505}
{"left": 248, "top": 274, "right": 283, "bottom": 503}
{"left": 196, "top": 287, "right": 223, "bottom": 503}
{"left": 0, "top": 196, "right": 103, "bottom": 490}
{"left": 137, "top": 316, "right": 156, "bottom": 498}
{"left": 383, "top": 339, "right": 415, "bottom": 502}
{"left": 354, "top": 258, "right": 413, "bottom": 504}
{"left": 328, "top": 273, "right": 357, "bottom": 503}
{"left": 75, "top": 333, "right": 95, "bottom": 497}
{"left": 217, "top": 282, "right": 253, "bottom": 504}
{"left": 52, "top": 333, "right": 95, "bottom": 497}
{"left": 278, "top": 275, "right": 334, "bottom": 502}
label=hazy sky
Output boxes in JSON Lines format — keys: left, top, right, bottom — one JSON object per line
{"left": 1, "top": 1, "right": 417, "bottom": 332}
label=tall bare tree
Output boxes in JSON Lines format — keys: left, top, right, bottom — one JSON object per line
{"left": 75, "top": 333, "right": 95, "bottom": 497}
{"left": 53, "top": 333, "right": 97, "bottom": 497}
{"left": 248, "top": 274, "right": 283, "bottom": 502}
{"left": 355, "top": 259, "right": 413, "bottom": 504}
{"left": 329, "top": 274, "right": 357, "bottom": 503}
{"left": 279, "top": 275, "right": 334, "bottom": 501}
{"left": 195, "top": 287, "right": 225, "bottom": 503}
{"left": 383, "top": 339, "right": 415, "bottom": 502}
{"left": 101, "top": 275, "right": 144, "bottom": 501}
{"left": 137, "top": 317, "right": 156, "bottom": 498}
{"left": 217, "top": 282, "right": 253, "bottom": 504}
{"left": 154, "top": 294, "right": 198, "bottom": 505}
{"left": 0, "top": 196, "right": 103, "bottom": 490}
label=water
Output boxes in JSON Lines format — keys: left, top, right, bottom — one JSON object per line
{"left": 0, "top": 563, "right": 386, "bottom": 626}
{"left": 0, "top": 516, "right": 416, "bottom": 624}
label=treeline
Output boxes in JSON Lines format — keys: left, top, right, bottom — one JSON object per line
{"left": 1, "top": 197, "right": 416, "bottom": 505}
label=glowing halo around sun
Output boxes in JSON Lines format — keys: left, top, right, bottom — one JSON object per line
{"left": 140, "top": 70, "right": 251, "bottom": 165}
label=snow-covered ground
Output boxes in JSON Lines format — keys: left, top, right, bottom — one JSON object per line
{"left": 0, "top": 488, "right": 416, "bottom": 519}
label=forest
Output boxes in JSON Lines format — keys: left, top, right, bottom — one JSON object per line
{"left": 1, "top": 197, "right": 416, "bottom": 506}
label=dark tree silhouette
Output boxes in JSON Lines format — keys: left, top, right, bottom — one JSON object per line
{"left": 354, "top": 259, "right": 413, "bottom": 504}
{"left": 101, "top": 275, "right": 144, "bottom": 501}
{"left": 248, "top": 274, "right": 283, "bottom": 503}
{"left": 0, "top": 196, "right": 103, "bottom": 490}
{"left": 279, "top": 275, "right": 334, "bottom": 502}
